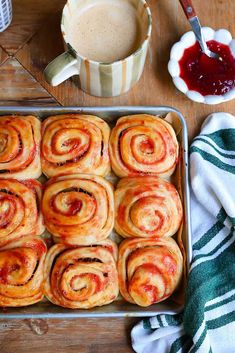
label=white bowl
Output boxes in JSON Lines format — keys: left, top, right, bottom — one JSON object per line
{"left": 168, "top": 27, "right": 235, "bottom": 105}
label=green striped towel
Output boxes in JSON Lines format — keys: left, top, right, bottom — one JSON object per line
{"left": 131, "top": 112, "right": 235, "bottom": 353}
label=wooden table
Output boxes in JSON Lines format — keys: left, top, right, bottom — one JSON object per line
{"left": 0, "top": 0, "right": 234, "bottom": 352}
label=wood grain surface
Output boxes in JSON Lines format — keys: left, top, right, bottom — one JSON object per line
{"left": 0, "top": 0, "right": 235, "bottom": 352}
{"left": 0, "top": 318, "right": 138, "bottom": 353}
{"left": 0, "top": 47, "right": 7, "bottom": 65}
{"left": 0, "top": 0, "right": 65, "bottom": 54}
{"left": 0, "top": 58, "right": 57, "bottom": 106}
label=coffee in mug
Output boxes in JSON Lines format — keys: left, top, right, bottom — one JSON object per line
{"left": 44, "top": 0, "right": 152, "bottom": 97}
{"left": 68, "top": 0, "right": 144, "bottom": 63}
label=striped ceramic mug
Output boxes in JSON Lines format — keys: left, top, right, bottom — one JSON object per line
{"left": 44, "top": 0, "right": 152, "bottom": 97}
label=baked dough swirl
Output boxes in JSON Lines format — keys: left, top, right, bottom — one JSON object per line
{"left": 118, "top": 237, "right": 183, "bottom": 307}
{"left": 44, "top": 240, "right": 118, "bottom": 309}
{"left": 0, "top": 236, "right": 47, "bottom": 307}
{"left": 41, "top": 114, "right": 110, "bottom": 177}
{"left": 109, "top": 114, "right": 178, "bottom": 177}
{"left": 0, "top": 115, "right": 41, "bottom": 179}
{"left": 42, "top": 174, "right": 114, "bottom": 245}
{"left": 0, "top": 179, "right": 45, "bottom": 247}
{"left": 115, "top": 177, "right": 183, "bottom": 238}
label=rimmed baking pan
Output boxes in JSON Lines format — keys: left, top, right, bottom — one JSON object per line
{"left": 0, "top": 105, "right": 192, "bottom": 318}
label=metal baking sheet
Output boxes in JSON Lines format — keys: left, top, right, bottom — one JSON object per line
{"left": 0, "top": 106, "right": 192, "bottom": 318}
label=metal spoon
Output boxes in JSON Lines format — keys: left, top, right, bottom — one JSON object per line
{"left": 179, "top": 0, "right": 221, "bottom": 60}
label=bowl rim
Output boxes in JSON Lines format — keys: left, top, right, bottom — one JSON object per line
{"left": 168, "top": 27, "right": 235, "bottom": 105}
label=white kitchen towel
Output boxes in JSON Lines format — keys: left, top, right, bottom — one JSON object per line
{"left": 131, "top": 112, "right": 235, "bottom": 353}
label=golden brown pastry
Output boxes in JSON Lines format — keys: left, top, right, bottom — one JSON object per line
{"left": 42, "top": 174, "right": 114, "bottom": 245}
{"left": 115, "top": 176, "right": 183, "bottom": 238}
{"left": 118, "top": 237, "right": 183, "bottom": 307}
{"left": 0, "top": 115, "right": 41, "bottom": 179}
{"left": 0, "top": 236, "right": 46, "bottom": 307}
{"left": 41, "top": 114, "right": 110, "bottom": 177}
{"left": 109, "top": 114, "right": 178, "bottom": 177}
{"left": 44, "top": 240, "right": 119, "bottom": 309}
{"left": 0, "top": 179, "right": 45, "bottom": 247}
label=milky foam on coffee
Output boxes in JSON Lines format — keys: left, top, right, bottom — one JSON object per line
{"left": 67, "top": 0, "right": 143, "bottom": 63}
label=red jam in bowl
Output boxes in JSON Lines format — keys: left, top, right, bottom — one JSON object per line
{"left": 179, "top": 40, "right": 235, "bottom": 96}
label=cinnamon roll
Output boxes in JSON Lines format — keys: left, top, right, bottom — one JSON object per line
{"left": 44, "top": 240, "right": 118, "bottom": 309}
{"left": 109, "top": 114, "right": 178, "bottom": 177}
{"left": 115, "top": 177, "right": 183, "bottom": 238}
{"left": 118, "top": 237, "right": 183, "bottom": 307}
{"left": 0, "top": 179, "right": 45, "bottom": 247}
{"left": 0, "top": 236, "right": 46, "bottom": 307}
{"left": 42, "top": 174, "right": 114, "bottom": 245}
{"left": 41, "top": 114, "right": 110, "bottom": 177}
{"left": 0, "top": 115, "right": 41, "bottom": 179}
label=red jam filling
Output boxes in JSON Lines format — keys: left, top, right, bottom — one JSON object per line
{"left": 139, "top": 139, "right": 154, "bottom": 154}
{"left": 67, "top": 199, "right": 82, "bottom": 216}
{"left": 179, "top": 40, "right": 235, "bottom": 96}
{"left": 142, "top": 284, "right": 158, "bottom": 303}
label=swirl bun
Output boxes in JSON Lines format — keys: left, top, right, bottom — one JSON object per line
{"left": 44, "top": 240, "right": 118, "bottom": 309}
{"left": 0, "top": 179, "right": 45, "bottom": 247}
{"left": 41, "top": 114, "right": 110, "bottom": 177}
{"left": 109, "top": 114, "right": 178, "bottom": 177}
{"left": 115, "top": 177, "right": 183, "bottom": 238}
{"left": 118, "top": 237, "right": 183, "bottom": 307}
{"left": 42, "top": 174, "right": 114, "bottom": 245}
{"left": 0, "top": 115, "right": 41, "bottom": 179}
{"left": 0, "top": 236, "right": 46, "bottom": 307}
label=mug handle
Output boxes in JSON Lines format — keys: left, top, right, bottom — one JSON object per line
{"left": 44, "top": 50, "right": 80, "bottom": 86}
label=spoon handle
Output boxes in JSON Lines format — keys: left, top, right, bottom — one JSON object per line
{"left": 179, "top": 0, "right": 208, "bottom": 55}
{"left": 179, "top": 0, "right": 220, "bottom": 59}
{"left": 179, "top": 0, "right": 196, "bottom": 19}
